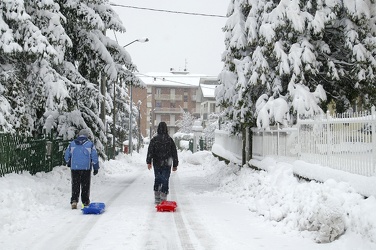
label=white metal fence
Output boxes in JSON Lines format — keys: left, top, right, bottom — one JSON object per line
{"left": 212, "top": 129, "right": 242, "bottom": 164}
{"left": 252, "top": 107, "right": 376, "bottom": 177}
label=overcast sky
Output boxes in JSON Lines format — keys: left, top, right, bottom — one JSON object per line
{"left": 109, "top": 0, "right": 229, "bottom": 76}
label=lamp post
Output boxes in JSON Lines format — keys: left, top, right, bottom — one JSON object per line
{"left": 112, "top": 38, "right": 149, "bottom": 159}
{"left": 112, "top": 77, "right": 117, "bottom": 159}
{"left": 149, "top": 108, "right": 156, "bottom": 139}
{"left": 123, "top": 38, "right": 149, "bottom": 156}
{"left": 136, "top": 94, "right": 151, "bottom": 152}
{"left": 137, "top": 100, "right": 141, "bottom": 153}
{"left": 129, "top": 85, "right": 133, "bottom": 155}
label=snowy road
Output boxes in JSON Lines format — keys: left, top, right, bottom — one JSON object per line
{"left": 1, "top": 149, "right": 375, "bottom": 250}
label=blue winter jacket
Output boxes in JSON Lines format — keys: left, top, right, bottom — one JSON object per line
{"left": 64, "top": 136, "right": 99, "bottom": 171}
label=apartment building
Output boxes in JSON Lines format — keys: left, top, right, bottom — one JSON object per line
{"left": 197, "top": 83, "right": 221, "bottom": 128}
{"left": 133, "top": 69, "right": 218, "bottom": 138}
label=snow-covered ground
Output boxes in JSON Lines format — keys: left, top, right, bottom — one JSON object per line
{"left": 0, "top": 147, "right": 375, "bottom": 250}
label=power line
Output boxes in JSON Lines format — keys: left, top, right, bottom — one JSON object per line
{"left": 110, "top": 3, "right": 227, "bottom": 18}
{"left": 136, "top": 72, "right": 212, "bottom": 87}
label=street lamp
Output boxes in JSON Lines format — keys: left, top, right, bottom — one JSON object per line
{"left": 137, "top": 100, "right": 142, "bottom": 153}
{"left": 123, "top": 38, "right": 149, "bottom": 48}
{"left": 149, "top": 108, "right": 156, "bottom": 139}
{"left": 113, "top": 38, "right": 149, "bottom": 158}
{"left": 123, "top": 37, "right": 149, "bottom": 156}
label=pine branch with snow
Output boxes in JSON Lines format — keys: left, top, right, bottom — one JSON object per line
{"left": 217, "top": 0, "right": 376, "bottom": 131}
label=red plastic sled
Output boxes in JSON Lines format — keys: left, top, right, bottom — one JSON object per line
{"left": 156, "top": 200, "right": 178, "bottom": 212}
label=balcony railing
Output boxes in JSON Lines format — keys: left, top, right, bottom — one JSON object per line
{"left": 154, "top": 94, "right": 182, "bottom": 101}
{"left": 154, "top": 107, "right": 182, "bottom": 113}
{"left": 151, "top": 120, "right": 179, "bottom": 126}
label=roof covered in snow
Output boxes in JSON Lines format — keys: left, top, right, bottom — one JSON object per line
{"left": 200, "top": 84, "right": 217, "bottom": 98}
{"left": 137, "top": 71, "right": 216, "bottom": 88}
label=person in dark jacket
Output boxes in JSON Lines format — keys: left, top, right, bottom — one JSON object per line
{"left": 64, "top": 129, "right": 99, "bottom": 209}
{"left": 146, "top": 122, "right": 178, "bottom": 204}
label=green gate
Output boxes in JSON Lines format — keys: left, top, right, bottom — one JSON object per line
{"left": 0, "top": 133, "right": 69, "bottom": 176}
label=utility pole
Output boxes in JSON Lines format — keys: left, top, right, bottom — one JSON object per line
{"left": 100, "top": 30, "right": 107, "bottom": 157}
{"left": 112, "top": 78, "right": 116, "bottom": 159}
{"left": 137, "top": 100, "right": 141, "bottom": 153}
{"left": 129, "top": 85, "right": 133, "bottom": 155}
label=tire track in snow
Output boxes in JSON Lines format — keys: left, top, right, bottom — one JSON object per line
{"left": 30, "top": 173, "right": 141, "bottom": 250}
{"left": 143, "top": 209, "right": 181, "bottom": 250}
{"left": 142, "top": 170, "right": 216, "bottom": 250}
{"left": 170, "top": 173, "right": 217, "bottom": 250}
{"left": 169, "top": 176, "right": 196, "bottom": 250}
{"left": 66, "top": 174, "right": 142, "bottom": 249}
{"left": 142, "top": 181, "right": 181, "bottom": 249}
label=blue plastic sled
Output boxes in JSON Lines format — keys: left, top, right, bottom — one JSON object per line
{"left": 82, "top": 202, "right": 106, "bottom": 214}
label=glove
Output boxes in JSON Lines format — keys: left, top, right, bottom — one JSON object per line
{"left": 93, "top": 169, "right": 98, "bottom": 176}
{"left": 66, "top": 161, "right": 71, "bottom": 168}
{"left": 172, "top": 167, "right": 177, "bottom": 172}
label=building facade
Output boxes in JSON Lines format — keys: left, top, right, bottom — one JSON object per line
{"left": 133, "top": 70, "right": 218, "bottom": 139}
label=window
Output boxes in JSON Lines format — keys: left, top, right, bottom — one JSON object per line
{"left": 156, "top": 88, "right": 161, "bottom": 96}
{"left": 210, "top": 103, "right": 216, "bottom": 113}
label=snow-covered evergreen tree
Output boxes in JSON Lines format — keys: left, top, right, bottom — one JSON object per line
{"left": 202, "top": 112, "right": 221, "bottom": 147}
{"left": 56, "top": 0, "right": 144, "bottom": 154}
{"left": 0, "top": 0, "right": 143, "bottom": 157}
{"left": 176, "top": 110, "right": 195, "bottom": 134}
{"left": 23, "top": 0, "right": 72, "bottom": 136}
{"left": 217, "top": 0, "right": 376, "bottom": 130}
{"left": 2, "top": 0, "right": 71, "bottom": 134}
{"left": 216, "top": 0, "right": 251, "bottom": 133}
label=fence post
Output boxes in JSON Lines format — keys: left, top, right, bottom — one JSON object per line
{"left": 297, "top": 113, "right": 301, "bottom": 160}
{"left": 262, "top": 130, "right": 265, "bottom": 157}
{"left": 277, "top": 123, "right": 280, "bottom": 156}
{"left": 372, "top": 106, "right": 376, "bottom": 175}
{"left": 326, "top": 110, "right": 331, "bottom": 166}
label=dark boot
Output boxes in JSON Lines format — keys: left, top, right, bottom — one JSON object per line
{"left": 71, "top": 201, "right": 77, "bottom": 209}
{"left": 160, "top": 192, "right": 167, "bottom": 202}
{"left": 154, "top": 191, "right": 161, "bottom": 204}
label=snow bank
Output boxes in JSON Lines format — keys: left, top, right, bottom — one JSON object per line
{"left": 208, "top": 157, "right": 376, "bottom": 243}
{"left": 1, "top": 149, "right": 375, "bottom": 246}
{"left": 0, "top": 167, "right": 71, "bottom": 234}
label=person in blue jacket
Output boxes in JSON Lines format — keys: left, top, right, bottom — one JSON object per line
{"left": 64, "top": 129, "right": 99, "bottom": 209}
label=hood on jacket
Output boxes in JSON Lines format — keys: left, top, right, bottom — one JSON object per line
{"left": 74, "top": 136, "right": 88, "bottom": 145}
{"left": 157, "top": 122, "right": 168, "bottom": 135}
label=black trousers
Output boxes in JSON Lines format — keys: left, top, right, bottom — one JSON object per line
{"left": 71, "top": 170, "right": 91, "bottom": 205}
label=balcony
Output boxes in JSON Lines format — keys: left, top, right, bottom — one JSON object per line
{"left": 154, "top": 94, "right": 182, "bottom": 101}
{"left": 151, "top": 120, "right": 179, "bottom": 127}
{"left": 154, "top": 107, "right": 182, "bottom": 113}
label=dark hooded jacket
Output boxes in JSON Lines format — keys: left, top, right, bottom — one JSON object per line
{"left": 146, "top": 122, "right": 178, "bottom": 168}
